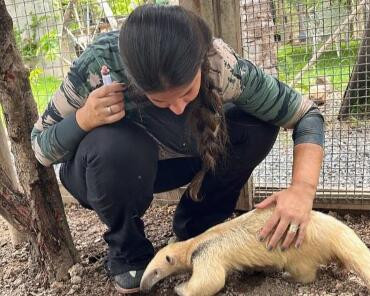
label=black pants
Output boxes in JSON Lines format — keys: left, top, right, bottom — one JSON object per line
{"left": 60, "top": 105, "right": 279, "bottom": 276}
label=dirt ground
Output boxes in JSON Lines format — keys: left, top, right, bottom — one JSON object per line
{"left": 0, "top": 203, "right": 369, "bottom": 296}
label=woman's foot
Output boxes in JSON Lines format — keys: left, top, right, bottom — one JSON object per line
{"left": 114, "top": 269, "right": 145, "bottom": 294}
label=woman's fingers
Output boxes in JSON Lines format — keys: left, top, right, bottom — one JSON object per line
{"left": 295, "top": 222, "right": 307, "bottom": 249}
{"left": 98, "top": 93, "right": 124, "bottom": 109}
{"left": 255, "top": 194, "right": 276, "bottom": 209}
{"left": 77, "top": 83, "right": 126, "bottom": 131}
{"left": 281, "top": 221, "right": 300, "bottom": 250}
{"left": 92, "top": 82, "right": 126, "bottom": 98}
{"left": 258, "top": 211, "right": 280, "bottom": 242}
{"left": 105, "top": 109, "right": 126, "bottom": 123}
{"left": 267, "top": 219, "right": 290, "bottom": 250}
{"left": 105, "top": 101, "right": 125, "bottom": 116}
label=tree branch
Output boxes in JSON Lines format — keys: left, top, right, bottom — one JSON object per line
{"left": 289, "top": 0, "right": 366, "bottom": 88}
{"left": 0, "top": 166, "right": 30, "bottom": 233}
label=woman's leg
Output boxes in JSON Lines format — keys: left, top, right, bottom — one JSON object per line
{"left": 173, "top": 105, "right": 280, "bottom": 240}
{"left": 60, "top": 120, "right": 159, "bottom": 275}
{"left": 60, "top": 120, "right": 199, "bottom": 276}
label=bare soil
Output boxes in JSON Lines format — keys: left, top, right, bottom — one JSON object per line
{"left": 0, "top": 203, "right": 369, "bottom": 296}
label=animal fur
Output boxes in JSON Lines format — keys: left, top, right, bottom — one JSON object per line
{"left": 306, "top": 76, "right": 333, "bottom": 106}
{"left": 140, "top": 207, "right": 370, "bottom": 296}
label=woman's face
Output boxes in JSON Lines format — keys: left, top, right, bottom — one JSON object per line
{"left": 145, "top": 69, "right": 201, "bottom": 115}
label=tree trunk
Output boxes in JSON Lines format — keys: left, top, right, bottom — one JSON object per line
{"left": 0, "top": 0, "right": 78, "bottom": 282}
{"left": 241, "top": 0, "right": 278, "bottom": 76}
{"left": 274, "top": 0, "right": 293, "bottom": 43}
{"left": 346, "top": 0, "right": 354, "bottom": 43}
{"left": 0, "top": 122, "right": 27, "bottom": 247}
{"left": 0, "top": 123, "right": 26, "bottom": 246}
{"left": 296, "top": 2, "right": 307, "bottom": 42}
{"left": 339, "top": 14, "right": 370, "bottom": 120}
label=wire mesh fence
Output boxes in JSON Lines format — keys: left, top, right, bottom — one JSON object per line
{"left": 4, "top": 0, "right": 370, "bottom": 209}
{"left": 241, "top": 0, "right": 370, "bottom": 208}
{"left": 4, "top": 0, "right": 144, "bottom": 113}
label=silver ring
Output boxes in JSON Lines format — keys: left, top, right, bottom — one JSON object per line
{"left": 288, "top": 224, "right": 299, "bottom": 233}
{"left": 107, "top": 106, "right": 113, "bottom": 115}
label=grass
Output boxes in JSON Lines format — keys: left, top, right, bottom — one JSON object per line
{"left": 23, "top": 40, "right": 364, "bottom": 116}
{"left": 0, "top": 75, "right": 61, "bottom": 127}
{"left": 1, "top": 75, "right": 61, "bottom": 122}
{"left": 31, "top": 75, "right": 62, "bottom": 112}
{"left": 277, "top": 40, "right": 360, "bottom": 94}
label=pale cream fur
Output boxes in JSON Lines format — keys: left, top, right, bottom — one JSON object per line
{"left": 140, "top": 207, "right": 370, "bottom": 296}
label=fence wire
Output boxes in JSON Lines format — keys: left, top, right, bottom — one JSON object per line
{"left": 241, "top": 0, "right": 370, "bottom": 207}
{"left": 4, "top": 0, "right": 370, "bottom": 208}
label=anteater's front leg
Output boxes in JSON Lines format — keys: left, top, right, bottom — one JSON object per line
{"left": 175, "top": 260, "right": 226, "bottom": 296}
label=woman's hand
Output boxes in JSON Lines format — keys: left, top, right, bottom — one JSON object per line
{"left": 254, "top": 183, "right": 315, "bottom": 250}
{"left": 76, "top": 82, "right": 126, "bottom": 132}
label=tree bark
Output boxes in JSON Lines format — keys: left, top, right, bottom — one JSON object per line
{"left": 241, "top": 0, "right": 278, "bottom": 76}
{"left": 0, "top": 122, "right": 26, "bottom": 247}
{"left": 275, "top": 0, "right": 293, "bottom": 43}
{"left": 0, "top": 0, "right": 78, "bottom": 282}
{"left": 339, "top": 14, "right": 370, "bottom": 120}
{"left": 296, "top": 2, "right": 307, "bottom": 42}
{"left": 179, "top": 0, "right": 242, "bottom": 56}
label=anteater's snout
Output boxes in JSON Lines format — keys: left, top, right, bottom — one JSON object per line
{"left": 140, "top": 268, "right": 162, "bottom": 292}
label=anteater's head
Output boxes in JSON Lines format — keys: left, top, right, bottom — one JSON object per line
{"left": 140, "top": 242, "right": 189, "bottom": 292}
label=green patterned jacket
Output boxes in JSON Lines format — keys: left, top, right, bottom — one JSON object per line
{"left": 31, "top": 31, "right": 323, "bottom": 166}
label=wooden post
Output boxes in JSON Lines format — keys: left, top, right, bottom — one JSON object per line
{"left": 179, "top": 0, "right": 242, "bottom": 56}
{"left": 241, "top": 0, "right": 278, "bottom": 76}
{"left": 178, "top": 0, "right": 252, "bottom": 210}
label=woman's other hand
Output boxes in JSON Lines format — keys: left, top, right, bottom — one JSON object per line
{"left": 76, "top": 82, "right": 126, "bottom": 132}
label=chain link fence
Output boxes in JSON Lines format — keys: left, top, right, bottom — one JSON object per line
{"left": 5, "top": 0, "right": 143, "bottom": 111}
{"left": 241, "top": 0, "right": 370, "bottom": 209}
{"left": 4, "top": 0, "right": 370, "bottom": 209}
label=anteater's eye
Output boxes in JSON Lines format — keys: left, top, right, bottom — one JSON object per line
{"left": 166, "top": 255, "right": 171, "bottom": 263}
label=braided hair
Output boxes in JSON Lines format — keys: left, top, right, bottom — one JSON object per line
{"left": 119, "top": 4, "right": 228, "bottom": 200}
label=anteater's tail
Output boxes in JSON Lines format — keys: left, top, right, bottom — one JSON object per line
{"left": 319, "top": 213, "right": 370, "bottom": 289}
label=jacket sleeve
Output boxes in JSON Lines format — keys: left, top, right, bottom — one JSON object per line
{"left": 207, "top": 38, "right": 324, "bottom": 146}
{"left": 31, "top": 47, "right": 102, "bottom": 166}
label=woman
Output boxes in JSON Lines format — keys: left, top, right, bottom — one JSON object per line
{"left": 31, "top": 4, "right": 324, "bottom": 294}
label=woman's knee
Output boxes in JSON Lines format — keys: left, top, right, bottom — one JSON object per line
{"left": 79, "top": 119, "right": 159, "bottom": 168}
{"left": 77, "top": 120, "right": 159, "bottom": 214}
{"left": 224, "top": 105, "right": 279, "bottom": 167}
{"left": 225, "top": 105, "right": 279, "bottom": 145}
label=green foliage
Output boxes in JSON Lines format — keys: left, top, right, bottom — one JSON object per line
{"left": 277, "top": 40, "right": 360, "bottom": 93}
{"left": 13, "top": 14, "right": 59, "bottom": 66}
{"left": 30, "top": 72, "right": 62, "bottom": 112}
{"left": 108, "top": 0, "right": 134, "bottom": 15}
{"left": 29, "top": 67, "right": 44, "bottom": 84}
{"left": 108, "top": 0, "right": 147, "bottom": 16}
{"left": 13, "top": 14, "right": 43, "bottom": 64}
{"left": 274, "top": 0, "right": 351, "bottom": 10}
{"left": 37, "top": 30, "right": 59, "bottom": 62}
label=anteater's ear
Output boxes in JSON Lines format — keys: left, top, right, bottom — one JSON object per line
{"left": 166, "top": 255, "right": 175, "bottom": 265}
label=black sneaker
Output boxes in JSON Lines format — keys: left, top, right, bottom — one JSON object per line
{"left": 114, "top": 269, "right": 145, "bottom": 294}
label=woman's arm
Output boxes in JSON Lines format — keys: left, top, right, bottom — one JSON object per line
{"left": 31, "top": 47, "right": 100, "bottom": 166}
{"left": 255, "top": 143, "right": 323, "bottom": 249}
{"left": 255, "top": 106, "right": 324, "bottom": 249}
{"left": 207, "top": 38, "right": 325, "bottom": 249}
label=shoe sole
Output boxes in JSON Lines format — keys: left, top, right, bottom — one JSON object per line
{"left": 114, "top": 282, "right": 140, "bottom": 294}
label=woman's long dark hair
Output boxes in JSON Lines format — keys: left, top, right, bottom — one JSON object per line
{"left": 119, "top": 5, "right": 228, "bottom": 200}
